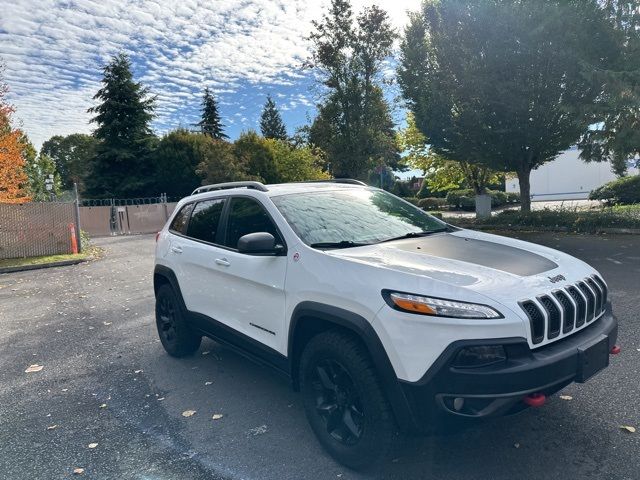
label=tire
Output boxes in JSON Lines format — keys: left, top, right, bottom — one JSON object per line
{"left": 299, "top": 330, "right": 399, "bottom": 470}
{"left": 155, "top": 284, "right": 201, "bottom": 357}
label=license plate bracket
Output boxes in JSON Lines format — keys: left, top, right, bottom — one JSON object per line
{"left": 577, "top": 334, "right": 609, "bottom": 383}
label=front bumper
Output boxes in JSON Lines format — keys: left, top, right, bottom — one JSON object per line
{"left": 399, "top": 303, "right": 618, "bottom": 428}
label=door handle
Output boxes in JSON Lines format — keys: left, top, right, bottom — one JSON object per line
{"left": 215, "top": 258, "right": 230, "bottom": 267}
{"left": 170, "top": 245, "right": 183, "bottom": 254}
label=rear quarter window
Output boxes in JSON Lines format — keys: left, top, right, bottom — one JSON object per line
{"left": 169, "top": 203, "right": 194, "bottom": 234}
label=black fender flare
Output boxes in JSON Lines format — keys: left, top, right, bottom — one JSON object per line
{"left": 154, "top": 265, "right": 187, "bottom": 308}
{"left": 288, "top": 301, "right": 416, "bottom": 432}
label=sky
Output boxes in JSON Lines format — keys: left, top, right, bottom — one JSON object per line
{"left": 0, "top": 0, "right": 422, "bottom": 150}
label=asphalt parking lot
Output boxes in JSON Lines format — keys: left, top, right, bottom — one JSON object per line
{"left": 1, "top": 232, "right": 638, "bottom": 480}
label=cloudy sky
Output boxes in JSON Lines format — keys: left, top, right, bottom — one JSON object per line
{"left": 1, "top": 0, "right": 421, "bottom": 149}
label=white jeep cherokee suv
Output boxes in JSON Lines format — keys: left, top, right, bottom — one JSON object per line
{"left": 154, "top": 180, "right": 618, "bottom": 469}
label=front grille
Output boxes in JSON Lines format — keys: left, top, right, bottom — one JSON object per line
{"left": 520, "top": 275, "right": 607, "bottom": 345}
{"left": 538, "top": 295, "right": 561, "bottom": 339}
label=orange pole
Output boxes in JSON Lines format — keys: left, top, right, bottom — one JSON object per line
{"left": 69, "top": 223, "right": 78, "bottom": 254}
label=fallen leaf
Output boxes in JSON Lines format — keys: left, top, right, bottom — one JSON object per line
{"left": 99, "top": 404, "right": 107, "bottom": 409}
{"left": 46, "top": 425, "right": 58, "bottom": 430}
{"left": 182, "top": 410, "right": 196, "bottom": 417}
{"left": 212, "top": 414, "right": 223, "bottom": 420}
{"left": 620, "top": 425, "right": 636, "bottom": 433}
{"left": 88, "top": 443, "right": 98, "bottom": 449}
{"left": 134, "top": 369, "right": 143, "bottom": 374}
{"left": 204, "top": 381, "right": 213, "bottom": 386}
{"left": 248, "top": 424, "right": 268, "bottom": 436}
{"left": 73, "top": 468, "right": 85, "bottom": 475}
{"left": 25, "top": 364, "right": 43, "bottom": 373}
{"left": 559, "top": 395, "right": 573, "bottom": 401}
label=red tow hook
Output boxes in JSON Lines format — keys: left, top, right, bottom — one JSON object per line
{"left": 610, "top": 345, "right": 621, "bottom": 355}
{"left": 523, "top": 392, "right": 546, "bottom": 407}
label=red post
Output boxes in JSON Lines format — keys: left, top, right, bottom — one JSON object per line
{"left": 69, "top": 223, "right": 78, "bottom": 254}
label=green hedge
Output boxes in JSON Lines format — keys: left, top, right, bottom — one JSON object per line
{"left": 445, "top": 189, "right": 520, "bottom": 210}
{"left": 589, "top": 175, "right": 640, "bottom": 205}
{"left": 467, "top": 207, "right": 640, "bottom": 233}
{"left": 418, "top": 197, "right": 448, "bottom": 210}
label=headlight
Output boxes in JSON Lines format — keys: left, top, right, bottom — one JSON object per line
{"left": 382, "top": 291, "right": 502, "bottom": 319}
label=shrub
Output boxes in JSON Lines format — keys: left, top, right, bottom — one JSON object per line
{"left": 402, "top": 197, "right": 419, "bottom": 206}
{"left": 589, "top": 175, "right": 640, "bottom": 205}
{"left": 446, "top": 189, "right": 514, "bottom": 210}
{"left": 506, "top": 192, "right": 521, "bottom": 203}
{"left": 469, "top": 206, "right": 640, "bottom": 233}
{"left": 418, "top": 197, "right": 448, "bottom": 210}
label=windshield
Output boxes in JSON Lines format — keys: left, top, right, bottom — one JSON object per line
{"left": 271, "top": 189, "right": 447, "bottom": 247}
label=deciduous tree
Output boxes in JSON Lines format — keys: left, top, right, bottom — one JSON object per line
{"left": 578, "top": 0, "right": 640, "bottom": 176}
{"left": 41, "top": 133, "right": 97, "bottom": 192}
{"left": 307, "top": 0, "right": 400, "bottom": 179}
{"left": 398, "top": 0, "right": 617, "bottom": 211}
{"left": 0, "top": 65, "right": 30, "bottom": 203}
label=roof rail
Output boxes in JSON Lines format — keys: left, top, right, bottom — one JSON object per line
{"left": 191, "top": 181, "right": 268, "bottom": 196}
{"left": 304, "top": 179, "right": 367, "bottom": 186}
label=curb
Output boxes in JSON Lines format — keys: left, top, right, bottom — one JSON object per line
{"left": 0, "top": 257, "right": 89, "bottom": 274}
{"left": 451, "top": 224, "right": 640, "bottom": 235}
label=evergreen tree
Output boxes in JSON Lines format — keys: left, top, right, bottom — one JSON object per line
{"left": 260, "top": 95, "right": 288, "bottom": 140}
{"left": 86, "top": 53, "right": 156, "bottom": 198}
{"left": 197, "top": 87, "right": 227, "bottom": 139}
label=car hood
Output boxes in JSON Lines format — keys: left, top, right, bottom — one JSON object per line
{"left": 326, "top": 229, "right": 597, "bottom": 300}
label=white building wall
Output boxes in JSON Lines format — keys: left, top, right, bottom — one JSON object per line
{"left": 506, "top": 147, "right": 639, "bottom": 201}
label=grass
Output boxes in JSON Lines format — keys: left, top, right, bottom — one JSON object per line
{"left": 453, "top": 204, "right": 640, "bottom": 233}
{"left": 0, "top": 241, "right": 104, "bottom": 270}
{"left": 0, "top": 252, "right": 90, "bottom": 269}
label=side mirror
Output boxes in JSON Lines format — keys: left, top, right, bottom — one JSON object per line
{"left": 237, "top": 232, "right": 283, "bottom": 255}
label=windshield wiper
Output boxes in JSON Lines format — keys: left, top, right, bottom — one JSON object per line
{"left": 310, "top": 240, "right": 371, "bottom": 250}
{"left": 377, "top": 227, "right": 449, "bottom": 244}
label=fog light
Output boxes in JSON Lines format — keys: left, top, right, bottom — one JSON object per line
{"left": 453, "top": 346, "right": 507, "bottom": 368}
{"left": 453, "top": 397, "right": 465, "bottom": 411}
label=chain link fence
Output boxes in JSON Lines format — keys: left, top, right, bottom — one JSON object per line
{"left": 0, "top": 202, "right": 77, "bottom": 259}
{"left": 0, "top": 196, "right": 181, "bottom": 259}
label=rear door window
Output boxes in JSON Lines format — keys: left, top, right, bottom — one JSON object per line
{"left": 186, "top": 198, "right": 226, "bottom": 244}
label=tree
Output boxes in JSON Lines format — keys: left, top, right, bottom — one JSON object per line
{"left": 233, "top": 130, "right": 279, "bottom": 183}
{"left": 24, "top": 149, "right": 62, "bottom": 201}
{"left": 397, "top": 113, "right": 499, "bottom": 196}
{"left": 307, "top": 0, "right": 400, "bottom": 179}
{"left": 260, "top": 96, "right": 288, "bottom": 140}
{"left": 0, "top": 64, "right": 30, "bottom": 203}
{"left": 398, "top": 1, "right": 618, "bottom": 211}
{"left": 578, "top": 1, "right": 640, "bottom": 176}
{"left": 150, "top": 129, "right": 213, "bottom": 197}
{"left": 41, "top": 133, "right": 97, "bottom": 192}
{"left": 264, "top": 138, "right": 330, "bottom": 182}
{"left": 86, "top": 53, "right": 156, "bottom": 198}
{"left": 197, "top": 87, "right": 227, "bottom": 140}
{"left": 195, "top": 139, "right": 250, "bottom": 186}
